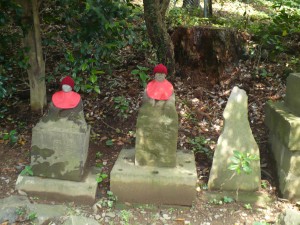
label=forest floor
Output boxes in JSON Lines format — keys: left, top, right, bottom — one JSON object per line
{"left": 1, "top": 1, "right": 300, "bottom": 224}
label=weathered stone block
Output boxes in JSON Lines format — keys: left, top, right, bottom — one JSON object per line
{"left": 208, "top": 86, "right": 261, "bottom": 191}
{"left": 276, "top": 208, "right": 300, "bottom": 225}
{"left": 135, "top": 93, "right": 178, "bottom": 167}
{"left": 265, "top": 101, "right": 300, "bottom": 151}
{"left": 31, "top": 117, "right": 90, "bottom": 181}
{"left": 15, "top": 168, "right": 99, "bottom": 204}
{"left": 269, "top": 132, "right": 300, "bottom": 201}
{"left": 111, "top": 149, "right": 197, "bottom": 206}
{"left": 285, "top": 73, "right": 300, "bottom": 116}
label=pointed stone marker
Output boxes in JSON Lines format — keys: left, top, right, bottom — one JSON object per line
{"left": 208, "top": 86, "right": 261, "bottom": 191}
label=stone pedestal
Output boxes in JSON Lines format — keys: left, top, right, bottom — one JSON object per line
{"left": 208, "top": 87, "right": 261, "bottom": 191}
{"left": 110, "top": 149, "right": 197, "bottom": 206}
{"left": 265, "top": 80, "right": 300, "bottom": 202}
{"left": 31, "top": 118, "right": 90, "bottom": 181}
{"left": 16, "top": 102, "right": 98, "bottom": 204}
{"left": 135, "top": 93, "right": 178, "bottom": 167}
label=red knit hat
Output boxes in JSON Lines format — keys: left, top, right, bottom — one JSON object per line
{"left": 153, "top": 64, "right": 168, "bottom": 75}
{"left": 61, "top": 76, "right": 75, "bottom": 90}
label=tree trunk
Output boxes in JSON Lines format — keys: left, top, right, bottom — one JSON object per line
{"left": 172, "top": 26, "right": 246, "bottom": 87}
{"left": 203, "top": 0, "right": 213, "bottom": 17}
{"left": 143, "top": 0, "right": 175, "bottom": 76}
{"left": 19, "top": 0, "right": 46, "bottom": 112}
{"left": 182, "top": 0, "right": 200, "bottom": 8}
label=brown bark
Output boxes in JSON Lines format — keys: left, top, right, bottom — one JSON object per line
{"left": 143, "top": 0, "right": 175, "bottom": 76}
{"left": 172, "top": 26, "right": 246, "bottom": 87}
{"left": 18, "top": 0, "right": 46, "bottom": 112}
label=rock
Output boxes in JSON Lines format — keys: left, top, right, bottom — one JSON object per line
{"left": 95, "top": 214, "right": 101, "bottom": 220}
{"left": 276, "top": 208, "right": 300, "bottom": 225}
{"left": 106, "top": 212, "right": 116, "bottom": 218}
{"left": 285, "top": 73, "right": 300, "bottom": 116}
{"left": 163, "top": 214, "right": 171, "bottom": 220}
{"left": 135, "top": 93, "right": 178, "bottom": 167}
{"left": 28, "top": 203, "right": 68, "bottom": 225}
{"left": 62, "top": 215, "right": 100, "bottom": 225}
{"left": 208, "top": 86, "right": 261, "bottom": 191}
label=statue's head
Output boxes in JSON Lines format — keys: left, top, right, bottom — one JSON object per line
{"left": 153, "top": 64, "right": 167, "bottom": 82}
{"left": 61, "top": 76, "right": 75, "bottom": 92}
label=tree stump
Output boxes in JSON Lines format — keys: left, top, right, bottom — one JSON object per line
{"left": 171, "top": 26, "right": 246, "bottom": 87}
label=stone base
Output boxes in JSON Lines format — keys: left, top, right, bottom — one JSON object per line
{"left": 110, "top": 149, "right": 197, "bottom": 206}
{"left": 15, "top": 167, "right": 99, "bottom": 204}
{"left": 269, "top": 133, "right": 300, "bottom": 202}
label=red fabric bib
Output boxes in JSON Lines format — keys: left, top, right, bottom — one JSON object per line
{"left": 146, "top": 80, "right": 173, "bottom": 100}
{"left": 52, "top": 91, "right": 81, "bottom": 109}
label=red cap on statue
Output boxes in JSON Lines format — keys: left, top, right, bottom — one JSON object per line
{"left": 52, "top": 76, "right": 81, "bottom": 109}
{"left": 146, "top": 64, "right": 173, "bottom": 100}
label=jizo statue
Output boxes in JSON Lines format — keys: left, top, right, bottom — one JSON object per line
{"left": 145, "top": 64, "right": 174, "bottom": 101}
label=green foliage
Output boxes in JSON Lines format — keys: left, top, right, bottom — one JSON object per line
{"left": 2, "top": 129, "right": 18, "bottom": 144}
{"left": 244, "top": 203, "right": 252, "bottom": 210}
{"left": 15, "top": 207, "right": 26, "bottom": 215}
{"left": 189, "top": 136, "right": 213, "bottom": 159}
{"left": 114, "top": 96, "right": 129, "bottom": 119}
{"left": 28, "top": 212, "right": 37, "bottom": 221}
{"left": 0, "top": 1, "right": 27, "bottom": 100}
{"left": 120, "top": 210, "right": 132, "bottom": 225}
{"left": 97, "top": 190, "right": 117, "bottom": 208}
{"left": 105, "top": 139, "right": 114, "bottom": 146}
{"left": 95, "top": 152, "right": 102, "bottom": 159}
{"left": 249, "top": 0, "right": 300, "bottom": 57}
{"left": 228, "top": 150, "right": 259, "bottom": 175}
{"left": 96, "top": 172, "right": 108, "bottom": 183}
{"left": 261, "top": 180, "right": 268, "bottom": 189}
{"left": 167, "top": 7, "right": 210, "bottom": 27}
{"left": 44, "top": 0, "right": 142, "bottom": 93}
{"left": 21, "top": 166, "right": 33, "bottom": 176}
{"left": 209, "top": 196, "right": 234, "bottom": 205}
{"left": 131, "top": 65, "right": 150, "bottom": 88}
{"left": 253, "top": 221, "right": 270, "bottom": 225}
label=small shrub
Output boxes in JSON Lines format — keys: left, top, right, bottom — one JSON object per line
{"left": 228, "top": 150, "right": 259, "bottom": 175}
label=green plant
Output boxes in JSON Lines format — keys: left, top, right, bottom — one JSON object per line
{"left": 105, "top": 139, "right": 114, "bottom": 147}
{"left": 97, "top": 190, "right": 117, "bottom": 208}
{"left": 209, "top": 196, "right": 233, "bottom": 205}
{"left": 20, "top": 166, "right": 33, "bottom": 176}
{"left": 95, "top": 152, "right": 102, "bottom": 159}
{"left": 28, "top": 212, "right": 37, "bottom": 221}
{"left": 189, "top": 136, "right": 213, "bottom": 159}
{"left": 120, "top": 210, "right": 132, "bottom": 225}
{"left": 223, "top": 196, "right": 234, "bottom": 203}
{"left": 15, "top": 207, "right": 26, "bottom": 215}
{"left": 261, "top": 180, "right": 268, "bottom": 189}
{"left": 253, "top": 221, "right": 270, "bottom": 225}
{"left": 96, "top": 172, "right": 108, "bottom": 183}
{"left": 244, "top": 203, "right": 252, "bottom": 210}
{"left": 113, "top": 96, "right": 129, "bottom": 119}
{"left": 131, "top": 65, "right": 149, "bottom": 88}
{"left": 228, "top": 150, "right": 260, "bottom": 175}
{"left": 2, "top": 129, "right": 18, "bottom": 144}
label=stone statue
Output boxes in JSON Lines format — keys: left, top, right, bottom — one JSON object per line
{"left": 135, "top": 64, "right": 178, "bottom": 167}
{"left": 30, "top": 76, "right": 90, "bottom": 181}
{"left": 41, "top": 76, "right": 86, "bottom": 127}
